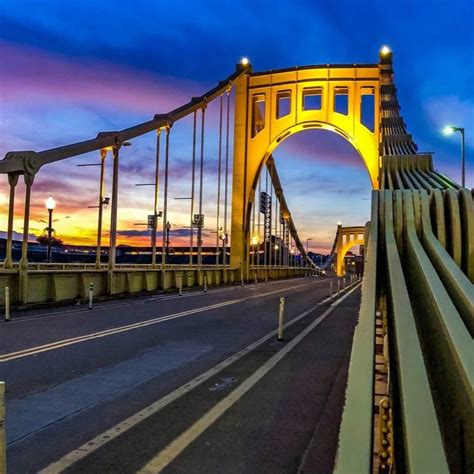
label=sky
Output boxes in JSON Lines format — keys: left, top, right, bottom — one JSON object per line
{"left": 0, "top": 0, "right": 473, "bottom": 254}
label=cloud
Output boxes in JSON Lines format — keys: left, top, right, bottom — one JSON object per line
{"left": 0, "top": 230, "right": 37, "bottom": 242}
{"left": 0, "top": 41, "right": 205, "bottom": 115}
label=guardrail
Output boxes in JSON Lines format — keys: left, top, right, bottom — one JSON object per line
{"left": 0, "top": 265, "right": 308, "bottom": 307}
{"left": 336, "top": 188, "right": 473, "bottom": 472}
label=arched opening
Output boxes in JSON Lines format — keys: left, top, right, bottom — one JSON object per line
{"left": 336, "top": 241, "right": 366, "bottom": 276}
{"left": 245, "top": 128, "right": 371, "bottom": 271}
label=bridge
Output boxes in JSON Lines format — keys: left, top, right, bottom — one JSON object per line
{"left": 0, "top": 48, "right": 472, "bottom": 473}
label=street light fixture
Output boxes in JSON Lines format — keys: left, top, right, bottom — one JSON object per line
{"left": 443, "top": 125, "right": 466, "bottom": 187}
{"left": 45, "top": 195, "right": 56, "bottom": 263}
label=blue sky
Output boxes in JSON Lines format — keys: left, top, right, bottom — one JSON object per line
{"left": 0, "top": 0, "right": 472, "bottom": 251}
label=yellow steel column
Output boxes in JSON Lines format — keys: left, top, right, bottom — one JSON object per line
{"left": 230, "top": 68, "right": 250, "bottom": 270}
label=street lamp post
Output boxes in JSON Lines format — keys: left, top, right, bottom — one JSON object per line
{"left": 220, "top": 231, "right": 228, "bottom": 266}
{"left": 251, "top": 235, "right": 259, "bottom": 267}
{"left": 443, "top": 126, "right": 466, "bottom": 187}
{"left": 45, "top": 195, "right": 56, "bottom": 263}
{"left": 165, "top": 221, "right": 171, "bottom": 264}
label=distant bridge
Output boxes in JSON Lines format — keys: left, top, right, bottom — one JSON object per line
{"left": 0, "top": 48, "right": 472, "bottom": 472}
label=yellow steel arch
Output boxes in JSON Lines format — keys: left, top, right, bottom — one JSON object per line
{"left": 336, "top": 237, "right": 365, "bottom": 276}
{"left": 230, "top": 64, "right": 381, "bottom": 269}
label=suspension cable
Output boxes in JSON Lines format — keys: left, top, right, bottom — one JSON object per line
{"left": 257, "top": 172, "right": 261, "bottom": 267}
{"left": 251, "top": 179, "right": 256, "bottom": 267}
{"left": 264, "top": 168, "right": 268, "bottom": 268}
{"left": 269, "top": 177, "right": 273, "bottom": 269}
{"left": 216, "top": 95, "right": 223, "bottom": 266}
{"left": 223, "top": 88, "right": 231, "bottom": 266}
{"left": 190, "top": 111, "right": 197, "bottom": 266}
{"left": 198, "top": 105, "right": 206, "bottom": 268}
{"left": 162, "top": 125, "right": 171, "bottom": 269}
{"left": 152, "top": 129, "right": 161, "bottom": 268}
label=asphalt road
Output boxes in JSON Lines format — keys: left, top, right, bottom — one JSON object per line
{"left": 0, "top": 276, "right": 361, "bottom": 473}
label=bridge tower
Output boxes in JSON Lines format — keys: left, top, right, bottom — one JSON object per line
{"left": 230, "top": 60, "right": 382, "bottom": 270}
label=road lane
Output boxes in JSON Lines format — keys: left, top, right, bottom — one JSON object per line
{"left": 1, "top": 277, "right": 334, "bottom": 401}
{"left": 48, "top": 285, "right": 361, "bottom": 474}
{"left": 1, "top": 276, "right": 359, "bottom": 473}
{"left": 0, "top": 277, "right": 327, "bottom": 355}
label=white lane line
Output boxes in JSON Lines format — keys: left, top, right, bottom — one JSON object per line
{"left": 39, "top": 283, "right": 360, "bottom": 474}
{"left": 4, "top": 277, "right": 313, "bottom": 324}
{"left": 0, "top": 280, "right": 326, "bottom": 362}
{"left": 0, "top": 301, "right": 239, "bottom": 363}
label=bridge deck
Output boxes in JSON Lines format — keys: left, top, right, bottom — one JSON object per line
{"left": 1, "top": 276, "right": 360, "bottom": 473}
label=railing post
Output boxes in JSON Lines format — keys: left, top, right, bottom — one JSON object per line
{"left": 88, "top": 282, "right": 93, "bottom": 310}
{"left": 4, "top": 288, "right": 10, "bottom": 322}
{"left": 277, "top": 297, "right": 285, "bottom": 341}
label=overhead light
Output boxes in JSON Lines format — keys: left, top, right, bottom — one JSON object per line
{"left": 442, "top": 125, "right": 455, "bottom": 136}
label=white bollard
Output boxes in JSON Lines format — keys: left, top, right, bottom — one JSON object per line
{"left": 337, "top": 279, "right": 341, "bottom": 297}
{"left": 203, "top": 274, "right": 208, "bottom": 293}
{"left": 88, "top": 282, "right": 93, "bottom": 310}
{"left": 4, "top": 287, "right": 10, "bottom": 322}
{"left": 254, "top": 271, "right": 258, "bottom": 285}
{"left": 330, "top": 281, "right": 333, "bottom": 301}
{"left": 342, "top": 277, "right": 346, "bottom": 290}
{"left": 0, "top": 381, "right": 6, "bottom": 474}
{"left": 178, "top": 276, "right": 183, "bottom": 296}
{"left": 277, "top": 297, "right": 285, "bottom": 341}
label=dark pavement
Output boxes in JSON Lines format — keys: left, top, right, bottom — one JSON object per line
{"left": 0, "top": 276, "right": 361, "bottom": 473}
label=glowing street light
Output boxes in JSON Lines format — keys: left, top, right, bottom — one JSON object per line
{"left": 251, "top": 235, "right": 259, "bottom": 246}
{"left": 45, "top": 195, "right": 56, "bottom": 263}
{"left": 442, "top": 125, "right": 466, "bottom": 187}
{"left": 45, "top": 195, "right": 56, "bottom": 211}
{"left": 380, "top": 45, "right": 391, "bottom": 56}
{"left": 240, "top": 57, "right": 250, "bottom": 66}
